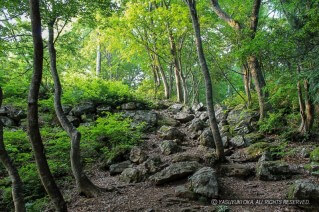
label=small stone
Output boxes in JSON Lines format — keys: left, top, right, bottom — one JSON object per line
{"left": 119, "top": 168, "right": 142, "bottom": 183}
{"left": 129, "top": 147, "right": 147, "bottom": 164}
{"left": 159, "top": 140, "right": 179, "bottom": 155}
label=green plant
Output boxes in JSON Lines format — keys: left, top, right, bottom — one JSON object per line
{"left": 310, "top": 148, "right": 319, "bottom": 162}
{"left": 258, "top": 110, "right": 285, "bottom": 133}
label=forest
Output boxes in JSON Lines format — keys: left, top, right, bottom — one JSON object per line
{"left": 0, "top": 0, "right": 319, "bottom": 211}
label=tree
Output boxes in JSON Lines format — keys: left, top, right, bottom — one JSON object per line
{"left": 185, "top": 0, "right": 225, "bottom": 161}
{"left": 27, "top": 0, "right": 67, "bottom": 211}
{"left": 0, "top": 87, "right": 25, "bottom": 212}
{"left": 210, "top": 0, "right": 267, "bottom": 119}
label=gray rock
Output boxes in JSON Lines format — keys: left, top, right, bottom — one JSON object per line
{"left": 121, "top": 102, "right": 137, "bottom": 110}
{"left": 1, "top": 106, "right": 26, "bottom": 122}
{"left": 199, "top": 112, "right": 209, "bottom": 121}
{"left": 222, "top": 136, "right": 229, "bottom": 148}
{"left": 0, "top": 116, "right": 15, "bottom": 127}
{"left": 150, "top": 161, "right": 201, "bottom": 185}
{"left": 122, "top": 110, "right": 158, "bottom": 129}
{"left": 62, "top": 105, "right": 72, "bottom": 115}
{"left": 189, "top": 118, "right": 207, "bottom": 132}
{"left": 169, "top": 104, "right": 184, "bottom": 113}
{"left": 220, "top": 164, "right": 253, "bottom": 179}
{"left": 192, "top": 103, "right": 205, "bottom": 112}
{"left": 80, "top": 113, "right": 95, "bottom": 123}
{"left": 71, "top": 102, "right": 95, "bottom": 116}
{"left": 214, "top": 104, "right": 227, "bottom": 123}
{"left": 189, "top": 167, "right": 218, "bottom": 198}
{"left": 172, "top": 153, "right": 202, "bottom": 163}
{"left": 96, "top": 105, "right": 112, "bottom": 115}
{"left": 258, "top": 151, "right": 273, "bottom": 163}
{"left": 129, "top": 147, "right": 147, "bottom": 164}
{"left": 158, "top": 126, "right": 184, "bottom": 140}
{"left": 199, "top": 128, "right": 215, "bottom": 148}
{"left": 119, "top": 168, "right": 142, "bottom": 183}
{"left": 234, "top": 120, "right": 252, "bottom": 135}
{"left": 229, "top": 135, "right": 247, "bottom": 148}
{"left": 109, "top": 160, "right": 132, "bottom": 175}
{"left": 244, "top": 132, "right": 264, "bottom": 144}
{"left": 159, "top": 140, "right": 179, "bottom": 155}
{"left": 288, "top": 179, "right": 319, "bottom": 209}
{"left": 226, "top": 105, "right": 258, "bottom": 126}
{"left": 140, "top": 156, "right": 162, "bottom": 174}
{"left": 158, "top": 114, "right": 180, "bottom": 127}
{"left": 175, "top": 185, "right": 196, "bottom": 200}
{"left": 67, "top": 115, "right": 80, "bottom": 127}
{"left": 256, "top": 161, "right": 298, "bottom": 181}
{"left": 174, "top": 112, "right": 194, "bottom": 123}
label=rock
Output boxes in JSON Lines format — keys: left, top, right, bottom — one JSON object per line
{"left": 96, "top": 105, "right": 112, "bottom": 115}
{"left": 288, "top": 179, "right": 319, "bottom": 209}
{"left": 150, "top": 161, "right": 201, "bottom": 185}
{"left": 175, "top": 185, "right": 196, "bottom": 200}
{"left": 214, "top": 104, "right": 227, "bottom": 123}
{"left": 227, "top": 105, "right": 257, "bottom": 126}
{"left": 229, "top": 135, "right": 247, "bottom": 148}
{"left": 256, "top": 161, "right": 298, "bottom": 181}
{"left": 192, "top": 103, "right": 205, "bottom": 112}
{"left": 174, "top": 112, "right": 194, "bottom": 123}
{"left": 67, "top": 115, "right": 80, "bottom": 127}
{"left": 169, "top": 104, "right": 184, "bottom": 113}
{"left": 159, "top": 140, "right": 179, "bottom": 155}
{"left": 220, "top": 164, "right": 254, "bottom": 179}
{"left": 199, "top": 112, "right": 209, "bottom": 121}
{"left": 189, "top": 167, "right": 218, "bottom": 199}
{"left": 2, "top": 106, "right": 26, "bottom": 122}
{"left": 129, "top": 147, "right": 147, "bottom": 164}
{"left": 140, "top": 156, "right": 162, "bottom": 174}
{"left": 80, "top": 113, "right": 95, "bottom": 123}
{"left": 71, "top": 102, "right": 95, "bottom": 116}
{"left": 121, "top": 102, "right": 137, "bottom": 110}
{"left": 244, "top": 132, "right": 264, "bottom": 144}
{"left": 222, "top": 136, "right": 229, "bottom": 148}
{"left": 230, "top": 148, "right": 262, "bottom": 162}
{"left": 122, "top": 110, "right": 158, "bottom": 129}
{"left": 158, "top": 126, "right": 184, "bottom": 140}
{"left": 109, "top": 160, "right": 132, "bottom": 176}
{"left": 62, "top": 105, "right": 72, "bottom": 115}
{"left": 119, "top": 168, "right": 142, "bottom": 183}
{"left": 189, "top": 118, "right": 206, "bottom": 132}
{"left": 172, "top": 153, "right": 202, "bottom": 163}
{"left": 258, "top": 151, "right": 273, "bottom": 162}
{"left": 234, "top": 120, "right": 252, "bottom": 135}
{"left": 158, "top": 114, "right": 180, "bottom": 127}
{"left": 0, "top": 116, "right": 15, "bottom": 127}
{"left": 199, "top": 128, "right": 215, "bottom": 148}
{"left": 196, "top": 146, "right": 217, "bottom": 164}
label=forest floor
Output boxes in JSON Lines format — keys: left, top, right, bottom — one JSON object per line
{"left": 64, "top": 108, "right": 317, "bottom": 212}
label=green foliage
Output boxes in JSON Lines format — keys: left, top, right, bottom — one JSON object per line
{"left": 258, "top": 110, "right": 285, "bottom": 133}
{"left": 247, "top": 142, "right": 269, "bottom": 157}
{"left": 62, "top": 73, "right": 138, "bottom": 105}
{"left": 310, "top": 148, "right": 319, "bottom": 162}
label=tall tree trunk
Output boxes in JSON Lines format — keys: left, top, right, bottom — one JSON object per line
{"left": 247, "top": 56, "right": 266, "bottom": 119}
{"left": 96, "top": 42, "right": 101, "bottom": 76}
{"left": 155, "top": 55, "right": 170, "bottom": 99}
{"left": 185, "top": 0, "right": 225, "bottom": 161}
{"left": 243, "top": 64, "right": 252, "bottom": 107}
{"left": 0, "top": 87, "right": 25, "bottom": 212}
{"left": 298, "top": 79, "right": 314, "bottom": 134}
{"left": 28, "top": 1, "right": 67, "bottom": 211}
{"left": 168, "top": 30, "right": 183, "bottom": 103}
{"left": 48, "top": 21, "right": 105, "bottom": 197}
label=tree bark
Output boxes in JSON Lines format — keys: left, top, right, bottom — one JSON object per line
{"left": 185, "top": 0, "right": 225, "bottom": 161}
{"left": 298, "top": 79, "right": 314, "bottom": 134}
{"left": 48, "top": 21, "right": 105, "bottom": 197}
{"left": 0, "top": 87, "right": 26, "bottom": 212}
{"left": 96, "top": 42, "right": 101, "bottom": 76}
{"left": 28, "top": 1, "right": 67, "bottom": 211}
{"left": 243, "top": 64, "right": 252, "bottom": 107}
{"left": 155, "top": 54, "right": 170, "bottom": 99}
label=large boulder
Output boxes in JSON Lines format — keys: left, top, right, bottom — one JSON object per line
{"left": 150, "top": 161, "right": 201, "bottom": 185}
{"left": 96, "top": 105, "right": 112, "bottom": 115}
{"left": 121, "top": 102, "right": 137, "bottom": 110}
{"left": 220, "top": 164, "right": 254, "bottom": 179}
{"left": 189, "top": 167, "right": 218, "bottom": 199}
{"left": 0, "top": 106, "right": 26, "bottom": 122}
{"left": 158, "top": 113, "right": 180, "bottom": 127}
{"left": 174, "top": 112, "right": 194, "bottom": 123}
{"left": 71, "top": 102, "right": 95, "bottom": 116}
{"left": 189, "top": 118, "right": 207, "bottom": 132}
{"left": 214, "top": 104, "right": 227, "bottom": 123}
{"left": 119, "top": 168, "right": 142, "bottom": 183}
{"left": 256, "top": 161, "right": 298, "bottom": 181}
{"left": 172, "top": 153, "right": 202, "bottom": 163}
{"left": 288, "top": 179, "right": 319, "bottom": 209}
{"left": 199, "top": 128, "right": 215, "bottom": 148}
{"left": 158, "top": 126, "right": 184, "bottom": 140}
{"left": 159, "top": 140, "right": 179, "bottom": 155}
{"left": 109, "top": 160, "right": 132, "bottom": 176}
{"left": 139, "top": 155, "right": 162, "bottom": 175}
{"left": 199, "top": 112, "right": 209, "bottom": 122}
{"left": 0, "top": 116, "right": 15, "bottom": 127}
{"left": 129, "top": 147, "right": 147, "bottom": 164}
{"left": 122, "top": 110, "right": 158, "bottom": 129}
{"left": 234, "top": 120, "right": 252, "bottom": 135}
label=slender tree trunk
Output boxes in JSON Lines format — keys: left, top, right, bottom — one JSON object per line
{"left": 247, "top": 56, "right": 266, "bottom": 118}
{"left": 28, "top": 1, "right": 67, "bottom": 211}
{"left": 96, "top": 43, "right": 101, "bottom": 76}
{"left": 155, "top": 55, "right": 170, "bottom": 99}
{"left": 169, "top": 63, "right": 174, "bottom": 96}
{"left": 48, "top": 21, "right": 106, "bottom": 197}
{"left": 0, "top": 87, "right": 25, "bottom": 212}
{"left": 168, "top": 30, "right": 183, "bottom": 103}
{"left": 243, "top": 64, "right": 252, "bottom": 107}
{"left": 186, "top": 0, "right": 225, "bottom": 161}
{"left": 298, "top": 79, "right": 314, "bottom": 134}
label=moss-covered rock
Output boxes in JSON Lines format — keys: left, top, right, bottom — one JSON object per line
{"left": 310, "top": 148, "right": 319, "bottom": 162}
{"left": 256, "top": 160, "right": 298, "bottom": 181}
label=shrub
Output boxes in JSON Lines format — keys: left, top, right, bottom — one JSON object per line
{"left": 310, "top": 148, "right": 319, "bottom": 162}
{"left": 258, "top": 110, "right": 285, "bottom": 133}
